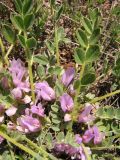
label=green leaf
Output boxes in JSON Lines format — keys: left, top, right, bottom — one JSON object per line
{"left": 14, "top": 0, "right": 22, "bottom": 14}
{"left": 33, "top": 55, "right": 49, "bottom": 65}
{"left": 74, "top": 79, "right": 81, "bottom": 90}
{"left": 114, "top": 108, "right": 120, "bottom": 120}
{"left": 37, "top": 65, "right": 45, "bottom": 78}
{"left": 22, "top": 0, "right": 33, "bottom": 15}
{"left": 26, "top": 37, "right": 37, "bottom": 48}
{"left": 81, "top": 17, "right": 92, "bottom": 34}
{"left": 105, "top": 107, "right": 114, "bottom": 119}
{"left": 113, "top": 58, "right": 120, "bottom": 77}
{"left": 2, "top": 24, "right": 16, "bottom": 44}
{"left": 24, "top": 14, "right": 35, "bottom": 30}
{"left": 76, "top": 29, "right": 88, "bottom": 47}
{"left": 56, "top": 132, "right": 64, "bottom": 142}
{"left": 51, "top": 126, "right": 60, "bottom": 132}
{"left": 18, "top": 35, "right": 26, "bottom": 47}
{"left": 55, "top": 81, "right": 64, "bottom": 97}
{"left": 74, "top": 48, "right": 85, "bottom": 64}
{"left": 86, "top": 45, "right": 100, "bottom": 62}
{"left": 89, "top": 8, "right": 100, "bottom": 25}
{"left": 51, "top": 104, "right": 59, "bottom": 112}
{"left": 11, "top": 15, "right": 24, "bottom": 31}
{"left": 57, "top": 27, "right": 66, "bottom": 43}
{"left": 52, "top": 118, "right": 61, "bottom": 124}
{"left": 50, "top": 0, "right": 55, "bottom": 6}
{"left": 81, "top": 73, "right": 96, "bottom": 85}
{"left": 46, "top": 40, "right": 54, "bottom": 54}
{"left": 55, "top": 5, "right": 63, "bottom": 21}
{"left": 89, "top": 28, "right": 100, "bottom": 45}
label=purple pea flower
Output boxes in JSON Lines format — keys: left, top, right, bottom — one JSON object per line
{"left": 0, "top": 105, "right": 4, "bottom": 124}
{"left": 60, "top": 93, "right": 74, "bottom": 112}
{"left": 1, "top": 77, "right": 9, "bottom": 89}
{"left": 64, "top": 113, "right": 71, "bottom": 122}
{"left": 31, "top": 103, "right": 45, "bottom": 117}
{"left": 75, "top": 134, "right": 82, "bottom": 144}
{"left": 82, "top": 127, "right": 94, "bottom": 143}
{"left": 17, "top": 115, "right": 41, "bottom": 133}
{"left": 54, "top": 143, "right": 91, "bottom": 160}
{"left": 0, "top": 136, "right": 4, "bottom": 144}
{"left": 93, "top": 126, "right": 105, "bottom": 144}
{"left": 78, "top": 103, "right": 95, "bottom": 123}
{"left": 61, "top": 67, "right": 75, "bottom": 87}
{"left": 5, "top": 106, "right": 17, "bottom": 117}
{"left": 82, "top": 126, "right": 104, "bottom": 144}
{"left": 7, "top": 121, "right": 16, "bottom": 130}
{"left": 9, "top": 59, "right": 30, "bottom": 99}
{"left": 35, "top": 81, "right": 55, "bottom": 101}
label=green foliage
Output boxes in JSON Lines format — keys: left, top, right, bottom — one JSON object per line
{"left": 74, "top": 48, "right": 85, "bottom": 64}
{"left": 96, "top": 106, "right": 120, "bottom": 120}
{"left": 113, "top": 58, "right": 120, "bottom": 78}
{"left": 26, "top": 37, "right": 37, "bottom": 49}
{"left": 50, "top": 104, "right": 61, "bottom": 132}
{"left": 85, "top": 45, "right": 100, "bottom": 62}
{"left": 11, "top": 14, "right": 24, "bottom": 30}
{"left": 81, "top": 72, "right": 96, "bottom": 85}
{"left": 81, "top": 17, "right": 92, "bottom": 34}
{"left": 24, "top": 14, "right": 35, "bottom": 30}
{"left": 22, "top": 0, "right": 33, "bottom": 15}
{"left": 18, "top": 35, "right": 26, "bottom": 47}
{"left": 76, "top": 29, "right": 88, "bottom": 47}
{"left": 2, "top": 24, "right": 16, "bottom": 44}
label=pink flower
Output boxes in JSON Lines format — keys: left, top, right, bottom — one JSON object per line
{"left": 11, "top": 88, "right": 22, "bottom": 99}
{"left": 9, "top": 59, "right": 30, "bottom": 99}
{"left": 35, "top": 81, "right": 55, "bottom": 101}
{"left": 78, "top": 103, "right": 95, "bottom": 123}
{"left": 60, "top": 93, "right": 74, "bottom": 112}
{"left": 5, "top": 106, "right": 17, "bottom": 117}
{"left": 0, "top": 105, "right": 4, "bottom": 123}
{"left": 0, "top": 136, "right": 4, "bottom": 144}
{"left": 75, "top": 134, "right": 82, "bottom": 144}
{"left": 82, "top": 126, "right": 104, "bottom": 144}
{"left": 17, "top": 115, "right": 41, "bottom": 133}
{"left": 1, "top": 77, "right": 9, "bottom": 89}
{"left": 7, "top": 121, "right": 16, "bottom": 130}
{"left": 64, "top": 114, "right": 71, "bottom": 122}
{"left": 23, "top": 95, "right": 31, "bottom": 104}
{"left": 31, "top": 103, "right": 45, "bottom": 117}
{"left": 61, "top": 67, "right": 75, "bottom": 87}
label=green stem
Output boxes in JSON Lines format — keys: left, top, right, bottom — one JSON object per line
{"left": 55, "top": 25, "right": 60, "bottom": 66}
{"left": 74, "top": 62, "right": 86, "bottom": 106}
{"left": 0, "top": 130, "right": 37, "bottom": 157}
{"left": 0, "top": 37, "right": 9, "bottom": 65}
{"left": 28, "top": 57, "right": 35, "bottom": 102}
{"left": 81, "top": 143, "right": 91, "bottom": 160}
{"left": 24, "top": 32, "right": 35, "bottom": 103}
{"left": 4, "top": 44, "right": 14, "bottom": 66}
{"left": 90, "top": 89, "right": 120, "bottom": 104}
{"left": 25, "top": 137, "right": 57, "bottom": 160}
{"left": 91, "top": 145, "right": 120, "bottom": 150}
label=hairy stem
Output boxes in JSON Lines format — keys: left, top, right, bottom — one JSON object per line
{"left": 74, "top": 62, "right": 86, "bottom": 106}
{"left": 27, "top": 56, "right": 35, "bottom": 102}
{"left": 0, "top": 130, "right": 37, "bottom": 157}
{"left": 0, "top": 37, "right": 9, "bottom": 65}
{"left": 90, "top": 89, "right": 120, "bottom": 103}
{"left": 81, "top": 143, "right": 91, "bottom": 160}
{"left": 55, "top": 25, "right": 60, "bottom": 66}
{"left": 25, "top": 137, "right": 57, "bottom": 160}
{"left": 24, "top": 32, "right": 35, "bottom": 102}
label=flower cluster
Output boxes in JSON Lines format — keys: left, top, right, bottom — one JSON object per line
{"left": 54, "top": 142, "right": 91, "bottom": 160}
{"left": 0, "top": 59, "right": 105, "bottom": 160}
